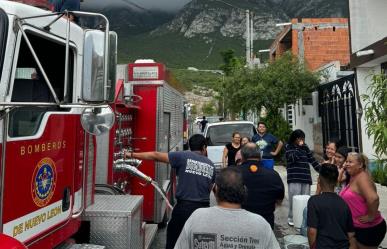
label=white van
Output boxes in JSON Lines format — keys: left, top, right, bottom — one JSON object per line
{"left": 203, "top": 121, "right": 257, "bottom": 169}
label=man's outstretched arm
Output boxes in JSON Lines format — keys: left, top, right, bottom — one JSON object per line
{"left": 125, "top": 151, "right": 169, "bottom": 163}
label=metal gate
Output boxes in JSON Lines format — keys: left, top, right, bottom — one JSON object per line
{"left": 318, "top": 74, "right": 359, "bottom": 151}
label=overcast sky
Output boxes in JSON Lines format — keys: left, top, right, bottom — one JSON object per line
{"left": 81, "top": 0, "right": 192, "bottom": 12}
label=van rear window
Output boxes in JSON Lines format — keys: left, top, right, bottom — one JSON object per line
{"left": 206, "top": 123, "right": 256, "bottom": 146}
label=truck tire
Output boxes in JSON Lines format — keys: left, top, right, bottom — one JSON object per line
{"left": 95, "top": 184, "right": 125, "bottom": 195}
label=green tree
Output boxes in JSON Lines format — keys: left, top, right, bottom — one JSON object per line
{"left": 202, "top": 101, "right": 217, "bottom": 116}
{"left": 219, "top": 49, "right": 243, "bottom": 76}
{"left": 223, "top": 52, "right": 319, "bottom": 116}
{"left": 362, "top": 74, "right": 387, "bottom": 167}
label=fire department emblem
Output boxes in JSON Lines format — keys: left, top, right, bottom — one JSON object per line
{"left": 31, "top": 158, "right": 57, "bottom": 207}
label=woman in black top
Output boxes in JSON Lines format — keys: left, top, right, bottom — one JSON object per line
{"left": 222, "top": 132, "right": 241, "bottom": 167}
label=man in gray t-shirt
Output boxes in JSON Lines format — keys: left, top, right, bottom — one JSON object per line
{"left": 174, "top": 167, "right": 280, "bottom": 249}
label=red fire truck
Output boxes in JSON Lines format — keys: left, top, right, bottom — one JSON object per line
{"left": 0, "top": 1, "right": 153, "bottom": 249}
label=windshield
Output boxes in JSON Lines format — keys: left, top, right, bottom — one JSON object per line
{"left": 0, "top": 8, "right": 8, "bottom": 81}
{"left": 206, "top": 123, "right": 257, "bottom": 146}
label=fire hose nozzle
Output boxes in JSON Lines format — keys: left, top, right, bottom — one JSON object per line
{"left": 113, "top": 162, "right": 152, "bottom": 183}
{"left": 114, "top": 158, "right": 142, "bottom": 168}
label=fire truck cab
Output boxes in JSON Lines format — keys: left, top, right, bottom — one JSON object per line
{"left": 0, "top": 1, "right": 119, "bottom": 248}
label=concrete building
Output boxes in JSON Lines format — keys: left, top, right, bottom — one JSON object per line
{"left": 349, "top": 0, "right": 387, "bottom": 162}
{"left": 270, "top": 18, "right": 351, "bottom": 153}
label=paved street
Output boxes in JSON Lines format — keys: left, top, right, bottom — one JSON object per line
{"left": 150, "top": 165, "right": 387, "bottom": 249}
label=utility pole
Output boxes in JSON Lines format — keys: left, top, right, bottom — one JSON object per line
{"left": 250, "top": 11, "right": 254, "bottom": 67}
{"left": 245, "top": 10, "right": 255, "bottom": 68}
{"left": 246, "top": 9, "right": 250, "bottom": 67}
{"left": 214, "top": 0, "right": 255, "bottom": 68}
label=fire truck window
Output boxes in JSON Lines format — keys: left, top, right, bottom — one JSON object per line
{"left": 8, "top": 31, "right": 75, "bottom": 137}
{"left": 8, "top": 107, "right": 46, "bottom": 137}
{"left": 11, "top": 31, "right": 74, "bottom": 103}
{"left": 0, "top": 8, "right": 8, "bottom": 81}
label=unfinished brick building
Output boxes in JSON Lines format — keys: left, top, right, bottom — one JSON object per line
{"left": 270, "top": 18, "right": 350, "bottom": 70}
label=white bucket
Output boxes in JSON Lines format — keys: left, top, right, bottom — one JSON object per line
{"left": 284, "top": 235, "right": 309, "bottom": 249}
{"left": 292, "top": 195, "right": 310, "bottom": 229}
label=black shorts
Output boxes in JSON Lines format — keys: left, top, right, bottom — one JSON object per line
{"left": 355, "top": 219, "right": 386, "bottom": 247}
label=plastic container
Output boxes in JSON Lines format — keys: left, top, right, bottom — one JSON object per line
{"left": 293, "top": 195, "right": 310, "bottom": 228}
{"left": 284, "top": 235, "right": 309, "bottom": 249}
{"left": 261, "top": 159, "right": 274, "bottom": 170}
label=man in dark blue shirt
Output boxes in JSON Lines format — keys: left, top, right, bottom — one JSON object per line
{"left": 200, "top": 116, "right": 208, "bottom": 133}
{"left": 251, "top": 122, "right": 283, "bottom": 169}
{"left": 125, "top": 134, "right": 216, "bottom": 249}
{"left": 252, "top": 121, "right": 283, "bottom": 158}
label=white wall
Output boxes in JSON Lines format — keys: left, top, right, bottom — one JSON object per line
{"left": 350, "top": 0, "right": 387, "bottom": 160}
{"left": 349, "top": 0, "right": 387, "bottom": 52}
{"left": 292, "top": 99, "right": 315, "bottom": 150}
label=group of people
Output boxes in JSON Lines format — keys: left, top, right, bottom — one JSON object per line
{"left": 223, "top": 121, "right": 283, "bottom": 168}
{"left": 124, "top": 123, "right": 386, "bottom": 249}
{"left": 286, "top": 130, "right": 386, "bottom": 249}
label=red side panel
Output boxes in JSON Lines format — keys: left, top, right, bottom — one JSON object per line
{"left": 131, "top": 85, "right": 158, "bottom": 221}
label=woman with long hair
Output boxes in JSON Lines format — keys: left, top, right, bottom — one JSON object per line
{"left": 340, "top": 152, "right": 386, "bottom": 249}
{"left": 323, "top": 138, "right": 341, "bottom": 164}
{"left": 333, "top": 146, "right": 351, "bottom": 193}
{"left": 222, "top": 132, "right": 241, "bottom": 167}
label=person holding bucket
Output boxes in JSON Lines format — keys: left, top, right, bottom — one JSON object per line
{"left": 285, "top": 129, "right": 320, "bottom": 226}
{"left": 252, "top": 122, "right": 283, "bottom": 170}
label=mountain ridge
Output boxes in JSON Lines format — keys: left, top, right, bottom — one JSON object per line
{"left": 83, "top": 0, "right": 348, "bottom": 68}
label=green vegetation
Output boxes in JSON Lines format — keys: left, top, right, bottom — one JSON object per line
{"left": 202, "top": 101, "right": 217, "bottom": 116}
{"left": 171, "top": 69, "right": 223, "bottom": 91}
{"left": 372, "top": 166, "right": 387, "bottom": 186}
{"left": 117, "top": 32, "right": 272, "bottom": 69}
{"left": 221, "top": 52, "right": 320, "bottom": 115}
{"left": 362, "top": 73, "right": 387, "bottom": 183}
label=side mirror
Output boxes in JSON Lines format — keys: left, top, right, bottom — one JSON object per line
{"left": 80, "top": 106, "right": 115, "bottom": 136}
{"left": 107, "top": 31, "right": 117, "bottom": 102}
{"left": 82, "top": 30, "right": 105, "bottom": 102}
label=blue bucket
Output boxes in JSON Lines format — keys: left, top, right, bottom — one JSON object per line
{"left": 261, "top": 159, "right": 274, "bottom": 170}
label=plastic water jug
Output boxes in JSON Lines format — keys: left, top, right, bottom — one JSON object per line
{"left": 293, "top": 195, "right": 310, "bottom": 229}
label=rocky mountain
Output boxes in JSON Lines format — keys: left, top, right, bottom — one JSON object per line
{"left": 153, "top": 0, "right": 348, "bottom": 41}
{"left": 98, "top": 8, "right": 174, "bottom": 35}
{"left": 83, "top": 0, "right": 348, "bottom": 68}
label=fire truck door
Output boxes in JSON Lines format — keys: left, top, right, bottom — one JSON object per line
{"left": 1, "top": 30, "right": 78, "bottom": 244}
